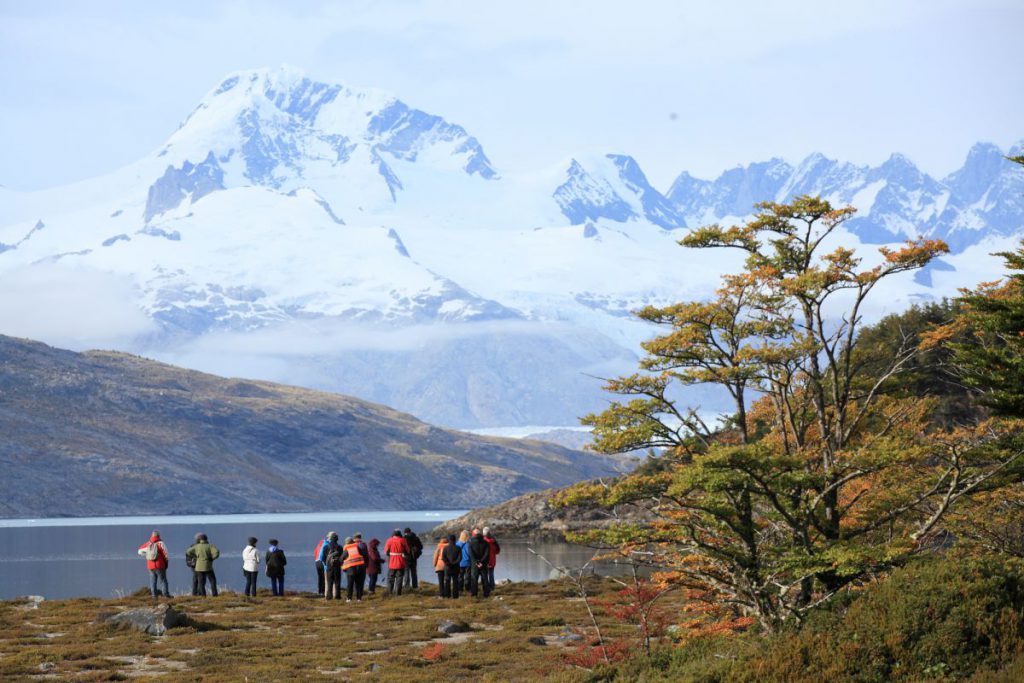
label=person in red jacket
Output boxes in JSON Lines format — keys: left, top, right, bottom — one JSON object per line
{"left": 137, "top": 530, "right": 170, "bottom": 598}
{"left": 483, "top": 526, "right": 501, "bottom": 596}
{"left": 383, "top": 528, "right": 411, "bottom": 596}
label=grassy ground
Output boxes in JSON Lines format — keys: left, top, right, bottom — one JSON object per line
{"left": 0, "top": 579, "right": 628, "bottom": 682}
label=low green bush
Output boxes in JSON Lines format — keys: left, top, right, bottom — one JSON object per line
{"left": 597, "top": 554, "right": 1024, "bottom": 682}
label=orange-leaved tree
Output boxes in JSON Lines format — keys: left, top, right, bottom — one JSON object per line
{"left": 563, "top": 196, "right": 1019, "bottom": 634}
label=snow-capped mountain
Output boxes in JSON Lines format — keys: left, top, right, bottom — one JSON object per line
{"left": 666, "top": 142, "right": 1024, "bottom": 252}
{"left": 1, "top": 66, "right": 1021, "bottom": 428}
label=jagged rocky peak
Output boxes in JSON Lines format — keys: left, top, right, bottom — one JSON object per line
{"left": 944, "top": 141, "right": 1011, "bottom": 203}
{"left": 553, "top": 154, "right": 685, "bottom": 229}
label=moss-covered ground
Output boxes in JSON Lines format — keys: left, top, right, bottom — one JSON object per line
{"left": 0, "top": 579, "right": 629, "bottom": 682}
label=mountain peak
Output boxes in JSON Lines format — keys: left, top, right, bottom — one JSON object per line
{"left": 146, "top": 67, "right": 497, "bottom": 221}
{"left": 553, "top": 154, "right": 684, "bottom": 229}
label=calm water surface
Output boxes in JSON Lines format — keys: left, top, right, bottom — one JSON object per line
{"left": 0, "top": 511, "right": 614, "bottom": 599}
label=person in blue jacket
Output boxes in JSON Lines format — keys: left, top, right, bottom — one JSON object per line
{"left": 456, "top": 529, "right": 471, "bottom": 594}
{"left": 315, "top": 532, "right": 333, "bottom": 596}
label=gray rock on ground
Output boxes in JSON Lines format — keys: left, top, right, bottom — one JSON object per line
{"left": 99, "top": 603, "right": 189, "bottom": 636}
{"left": 557, "top": 627, "right": 585, "bottom": 643}
{"left": 437, "top": 619, "right": 472, "bottom": 635}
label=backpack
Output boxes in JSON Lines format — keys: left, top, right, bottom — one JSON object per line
{"left": 325, "top": 544, "right": 344, "bottom": 569}
{"left": 145, "top": 542, "right": 160, "bottom": 562}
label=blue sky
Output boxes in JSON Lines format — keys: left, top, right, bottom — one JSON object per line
{"left": 1, "top": 0, "right": 1021, "bottom": 190}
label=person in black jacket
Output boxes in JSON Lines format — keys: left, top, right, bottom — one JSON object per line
{"left": 402, "top": 528, "right": 423, "bottom": 589}
{"left": 441, "top": 534, "right": 462, "bottom": 599}
{"left": 265, "top": 539, "right": 287, "bottom": 596}
{"left": 467, "top": 528, "right": 490, "bottom": 598}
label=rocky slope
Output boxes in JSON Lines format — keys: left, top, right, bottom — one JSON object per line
{"left": 0, "top": 335, "right": 630, "bottom": 518}
{"left": 429, "top": 482, "right": 654, "bottom": 541}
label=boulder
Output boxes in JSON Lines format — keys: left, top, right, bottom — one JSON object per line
{"left": 436, "top": 619, "right": 472, "bottom": 635}
{"left": 13, "top": 595, "right": 45, "bottom": 610}
{"left": 557, "top": 627, "right": 584, "bottom": 643}
{"left": 99, "top": 603, "right": 188, "bottom": 636}
{"left": 527, "top": 636, "right": 547, "bottom": 646}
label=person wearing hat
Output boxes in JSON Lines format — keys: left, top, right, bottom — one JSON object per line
{"left": 137, "top": 530, "right": 170, "bottom": 598}
{"left": 322, "top": 532, "right": 344, "bottom": 600}
{"left": 186, "top": 533, "right": 220, "bottom": 597}
{"left": 383, "top": 529, "right": 411, "bottom": 595}
{"left": 342, "top": 535, "right": 369, "bottom": 602}
{"left": 265, "top": 539, "right": 287, "bottom": 596}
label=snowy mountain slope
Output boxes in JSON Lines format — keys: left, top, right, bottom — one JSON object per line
{"left": 1, "top": 66, "right": 1021, "bottom": 428}
{"left": 666, "top": 142, "right": 1024, "bottom": 251}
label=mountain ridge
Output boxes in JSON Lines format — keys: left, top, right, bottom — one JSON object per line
{"left": 0, "top": 333, "right": 632, "bottom": 518}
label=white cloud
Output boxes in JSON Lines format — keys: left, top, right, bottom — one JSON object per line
{"left": 0, "top": 263, "right": 155, "bottom": 349}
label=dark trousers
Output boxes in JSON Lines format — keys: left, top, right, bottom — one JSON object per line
{"left": 346, "top": 566, "right": 366, "bottom": 600}
{"left": 388, "top": 567, "right": 404, "bottom": 595}
{"left": 367, "top": 572, "right": 379, "bottom": 593}
{"left": 197, "top": 570, "right": 218, "bottom": 596}
{"left": 191, "top": 569, "right": 200, "bottom": 595}
{"left": 270, "top": 575, "right": 284, "bottom": 596}
{"left": 243, "top": 570, "right": 258, "bottom": 596}
{"left": 470, "top": 564, "right": 487, "bottom": 597}
{"left": 315, "top": 561, "right": 325, "bottom": 596}
{"left": 444, "top": 566, "right": 460, "bottom": 599}
{"left": 404, "top": 559, "right": 418, "bottom": 588}
{"left": 485, "top": 567, "right": 496, "bottom": 594}
{"left": 460, "top": 566, "right": 471, "bottom": 592}
{"left": 149, "top": 568, "right": 169, "bottom": 597}
{"left": 436, "top": 570, "right": 447, "bottom": 597}
{"left": 325, "top": 567, "right": 342, "bottom": 599}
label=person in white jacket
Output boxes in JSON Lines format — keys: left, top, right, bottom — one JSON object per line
{"left": 242, "top": 537, "right": 261, "bottom": 597}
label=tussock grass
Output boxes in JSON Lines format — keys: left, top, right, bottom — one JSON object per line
{"left": 0, "top": 579, "right": 634, "bottom": 681}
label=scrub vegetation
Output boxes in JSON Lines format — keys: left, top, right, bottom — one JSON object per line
{"left": 0, "top": 579, "right": 645, "bottom": 681}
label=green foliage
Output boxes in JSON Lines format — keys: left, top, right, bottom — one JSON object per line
{"left": 854, "top": 299, "right": 979, "bottom": 426}
{"left": 591, "top": 554, "right": 1024, "bottom": 682}
{"left": 946, "top": 245, "right": 1024, "bottom": 417}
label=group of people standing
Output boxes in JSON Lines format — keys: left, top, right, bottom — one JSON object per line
{"left": 137, "top": 531, "right": 287, "bottom": 598}
{"left": 136, "top": 525, "right": 500, "bottom": 600}
{"left": 431, "top": 527, "right": 500, "bottom": 599}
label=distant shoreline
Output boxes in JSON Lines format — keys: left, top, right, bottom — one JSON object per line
{"left": 0, "top": 510, "right": 468, "bottom": 528}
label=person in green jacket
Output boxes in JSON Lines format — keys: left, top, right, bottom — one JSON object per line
{"left": 185, "top": 534, "right": 221, "bottom": 596}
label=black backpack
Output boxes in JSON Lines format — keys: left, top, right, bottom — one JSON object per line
{"left": 324, "top": 543, "right": 343, "bottom": 569}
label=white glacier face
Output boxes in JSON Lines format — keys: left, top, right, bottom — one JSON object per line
{"left": 0, "top": 66, "right": 1021, "bottom": 428}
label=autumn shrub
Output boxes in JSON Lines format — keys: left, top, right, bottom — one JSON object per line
{"left": 422, "top": 642, "right": 445, "bottom": 662}
{"left": 588, "top": 554, "right": 1024, "bottom": 682}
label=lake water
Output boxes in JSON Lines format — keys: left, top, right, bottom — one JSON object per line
{"left": 0, "top": 511, "right": 614, "bottom": 599}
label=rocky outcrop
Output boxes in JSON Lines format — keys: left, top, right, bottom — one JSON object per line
{"left": 144, "top": 152, "right": 225, "bottom": 222}
{"left": 429, "top": 483, "right": 654, "bottom": 541}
